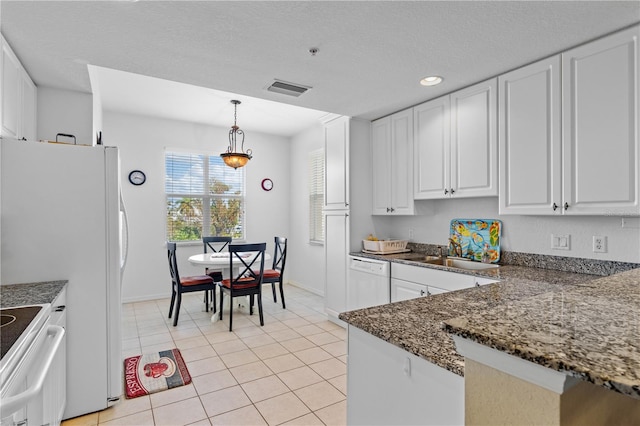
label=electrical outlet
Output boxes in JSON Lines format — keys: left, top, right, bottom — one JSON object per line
{"left": 593, "top": 236, "right": 607, "bottom": 253}
{"left": 551, "top": 234, "right": 570, "bottom": 250}
{"left": 409, "top": 228, "right": 414, "bottom": 240}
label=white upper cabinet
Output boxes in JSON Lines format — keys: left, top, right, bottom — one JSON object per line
{"left": 562, "top": 26, "right": 639, "bottom": 215}
{"left": 451, "top": 79, "right": 498, "bottom": 198}
{"left": 499, "top": 56, "right": 562, "bottom": 215}
{"left": 1, "top": 34, "right": 37, "bottom": 141}
{"left": 500, "top": 25, "right": 639, "bottom": 215}
{"left": 371, "top": 109, "right": 414, "bottom": 215}
{"left": 414, "top": 78, "right": 497, "bottom": 199}
{"left": 413, "top": 96, "right": 450, "bottom": 199}
{"left": 324, "top": 116, "right": 350, "bottom": 210}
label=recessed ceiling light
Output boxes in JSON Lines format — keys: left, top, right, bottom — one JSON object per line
{"left": 420, "top": 76, "right": 443, "bottom": 86}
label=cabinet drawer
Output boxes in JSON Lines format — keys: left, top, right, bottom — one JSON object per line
{"left": 392, "top": 263, "right": 476, "bottom": 292}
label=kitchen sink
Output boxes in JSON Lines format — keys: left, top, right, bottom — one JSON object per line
{"left": 420, "top": 256, "right": 500, "bottom": 271}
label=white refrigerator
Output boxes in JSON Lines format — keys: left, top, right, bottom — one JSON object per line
{"left": 1, "top": 139, "right": 125, "bottom": 419}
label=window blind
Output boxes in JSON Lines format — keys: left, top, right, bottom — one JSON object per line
{"left": 309, "top": 148, "right": 325, "bottom": 243}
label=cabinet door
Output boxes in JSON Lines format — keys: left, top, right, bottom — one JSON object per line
{"left": 371, "top": 117, "right": 392, "bottom": 214}
{"left": 562, "top": 26, "right": 639, "bottom": 215}
{"left": 499, "top": 56, "right": 562, "bottom": 215}
{"left": 324, "top": 211, "right": 349, "bottom": 322}
{"left": 347, "top": 325, "right": 464, "bottom": 426}
{"left": 414, "top": 96, "right": 450, "bottom": 199}
{"left": 451, "top": 78, "right": 498, "bottom": 198}
{"left": 390, "top": 109, "right": 414, "bottom": 214}
{"left": 21, "top": 74, "right": 37, "bottom": 141}
{"left": 391, "top": 278, "right": 428, "bottom": 302}
{"left": 1, "top": 38, "right": 20, "bottom": 139}
{"left": 324, "top": 116, "right": 350, "bottom": 210}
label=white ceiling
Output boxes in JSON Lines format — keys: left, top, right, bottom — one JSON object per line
{"left": 1, "top": 1, "right": 639, "bottom": 137}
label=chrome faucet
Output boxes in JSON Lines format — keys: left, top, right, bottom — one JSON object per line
{"left": 437, "top": 246, "right": 446, "bottom": 258}
{"left": 448, "top": 238, "right": 462, "bottom": 257}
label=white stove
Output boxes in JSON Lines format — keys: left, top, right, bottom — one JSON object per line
{"left": 0, "top": 304, "right": 66, "bottom": 426}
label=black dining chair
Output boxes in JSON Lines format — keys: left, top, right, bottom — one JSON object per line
{"left": 218, "top": 243, "right": 266, "bottom": 332}
{"left": 167, "top": 242, "right": 216, "bottom": 327}
{"left": 262, "top": 237, "right": 288, "bottom": 309}
{"left": 202, "top": 236, "right": 232, "bottom": 312}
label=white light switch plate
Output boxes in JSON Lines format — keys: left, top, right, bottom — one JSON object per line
{"left": 551, "top": 234, "right": 570, "bottom": 250}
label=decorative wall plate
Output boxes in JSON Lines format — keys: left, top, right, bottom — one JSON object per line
{"left": 449, "top": 219, "right": 502, "bottom": 262}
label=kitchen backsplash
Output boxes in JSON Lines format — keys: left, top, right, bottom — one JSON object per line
{"left": 406, "top": 242, "right": 639, "bottom": 276}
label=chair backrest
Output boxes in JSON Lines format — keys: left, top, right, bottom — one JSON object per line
{"left": 167, "top": 242, "right": 181, "bottom": 287}
{"left": 272, "top": 237, "right": 288, "bottom": 274}
{"left": 228, "top": 243, "right": 266, "bottom": 289}
{"left": 203, "top": 236, "right": 232, "bottom": 253}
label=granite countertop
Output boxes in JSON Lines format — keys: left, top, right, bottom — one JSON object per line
{"left": 443, "top": 268, "right": 640, "bottom": 399}
{"left": 340, "top": 251, "right": 640, "bottom": 399}
{"left": 0, "top": 280, "right": 68, "bottom": 308}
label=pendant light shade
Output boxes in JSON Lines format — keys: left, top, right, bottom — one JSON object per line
{"left": 221, "top": 100, "right": 252, "bottom": 169}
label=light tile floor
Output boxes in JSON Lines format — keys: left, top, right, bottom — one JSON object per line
{"left": 63, "top": 285, "right": 347, "bottom": 426}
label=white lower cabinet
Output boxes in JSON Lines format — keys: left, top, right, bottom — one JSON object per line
{"left": 324, "top": 211, "right": 349, "bottom": 324}
{"left": 391, "top": 263, "right": 497, "bottom": 302}
{"left": 347, "top": 325, "right": 464, "bottom": 425}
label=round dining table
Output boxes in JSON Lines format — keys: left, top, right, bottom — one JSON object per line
{"left": 188, "top": 252, "right": 271, "bottom": 279}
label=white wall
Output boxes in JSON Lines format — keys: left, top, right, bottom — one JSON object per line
{"left": 288, "top": 122, "right": 325, "bottom": 295}
{"left": 372, "top": 197, "right": 640, "bottom": 263}
{"left": 104, "top": 111, "right": 291, "bottom": 302}
{"left": 37, "top": 87, "right": 93, "bottom": 145}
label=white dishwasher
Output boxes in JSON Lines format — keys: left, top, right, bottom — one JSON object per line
{"left": 347, "top": 256, "right": 390, "bottom": 311}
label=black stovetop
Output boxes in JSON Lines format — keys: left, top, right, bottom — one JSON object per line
{"left": 0, "top": 306, "right": 43, "bottom": 360}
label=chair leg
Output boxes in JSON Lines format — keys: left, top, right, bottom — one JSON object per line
{"left": 279, "top": 280, "right": 286, "bottom": 309}
{"left": 249, "top": 295, "right": 254, "bottom": 315}
{"left": 212, "top": 288, "right": 217, "bottom": 314}
{"left": 169, "top": 289, "right": 176, "bottom": 319}
{"left": 257, "top": 292, "right": 264, "bottom": 326}
{"left": 205, "top": 289, "right": 209, "bottom": 313}
{"left": 228, "top": 296, "right": 233, "bottom": 332}
{"left": 271, "top": 282, "right": 277, "bottom": 302}
{"left": 173, "top": 293, "right": 182, "bottom": 326}
{"left": 219, "top": 288, "right": 224, "bottom": 321}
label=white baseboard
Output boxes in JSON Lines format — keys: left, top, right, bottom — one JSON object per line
{"left": 285, "top": 279, "right": 325, "bottom": 297}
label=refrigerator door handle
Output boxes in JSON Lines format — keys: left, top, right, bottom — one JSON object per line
{"left": 119, "top": 190, "right": 130, "bottom": 282}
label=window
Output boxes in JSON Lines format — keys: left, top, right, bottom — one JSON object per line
{"left": 165, "top": 151, "right": 245, "bottom": 241}
{"left": 309, "top": 148, "right": 324, "bottom": 243}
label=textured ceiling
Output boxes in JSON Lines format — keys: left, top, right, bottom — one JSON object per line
{"left": 1, "top": 1, "right": 639, "bottom": 133}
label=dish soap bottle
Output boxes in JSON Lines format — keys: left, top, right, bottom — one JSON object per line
{"left": 481, "top": 243, "right": 491, "bottom": 263}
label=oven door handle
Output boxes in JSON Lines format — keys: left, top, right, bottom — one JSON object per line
{"left": 1, "top": 325, "right": 65, "bottom": 415}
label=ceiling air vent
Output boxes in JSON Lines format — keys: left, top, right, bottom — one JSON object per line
{"left": 266, "top": 80, "right": 311, "bottom": 97}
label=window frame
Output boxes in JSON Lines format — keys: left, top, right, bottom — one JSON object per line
{"left": 165, "top": 149, "right": 246, "bottom": 243}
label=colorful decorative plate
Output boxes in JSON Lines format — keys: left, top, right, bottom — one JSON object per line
{"left": 449, "top": 219, "right": 502, "bottom": 263}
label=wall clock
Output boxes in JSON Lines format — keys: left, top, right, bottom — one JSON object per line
{"left": 261, "top": 178, "right": 273, "bottom": 191}
{"left": 128, "top": 170, "right": 146, "bottom": 186}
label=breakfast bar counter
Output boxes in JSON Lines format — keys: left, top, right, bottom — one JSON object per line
{"left": 339, "top": 252, "right": 640, "bottom": 398}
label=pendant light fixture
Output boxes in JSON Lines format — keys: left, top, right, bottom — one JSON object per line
{"left": 221, "top": 100, "right": 252, "bottom": 169}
